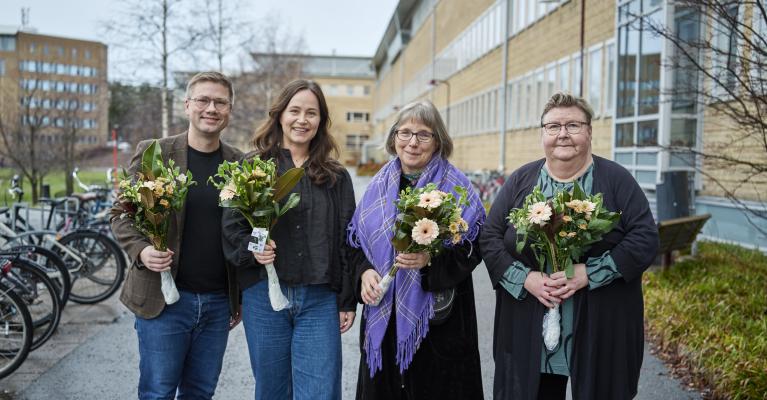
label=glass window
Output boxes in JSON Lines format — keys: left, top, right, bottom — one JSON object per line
{"left": 670, "top": 118, "right": 697, "bottom": 147}
{"left": 714, "top": 4, "right": 739, "bottom": 94}
{"left": 636, "top": 152, "right": 657, "bottom": 166}
{"left": 0, "top": 36, "right": 16, "bottom": 51}
{"left": 616, "top": 122, "right": 635, "bottom": 147}
{"left": 573, "top": 54, "right": 582, "bottom": 96}
{"left": 0, "top": 59, "right": 4, "bottom": 76}
{"left": 636, "top": 119, "right": 658, "bottom": 146}
{"left": 638, "top": 11, "right": 662, "bottom": 115}
{"left": 617, "top": 24, "right": 639, "bottom": 117}
{"left": 636, "top": 170, "right": 656, "bottom": 185}
{"left": 29, "top": 42, "right": 35, "bottom": 53}
{"left": 547, "top": 65, "right": 556, "bottom": 102}
{"left": 85, "top": 49, "right": 92, "bottom": 60}
{"left": 588, "top": 47, "right": 602, "bottom": 114}
{"left": 559, "top": 59, "right": 570, "bottom": 93}
{"left": 606, "top": 42, "right": 616, "bottom": 116}
{"left": 363, "top": 85, "right": 371, "bottom": 95}
{"left": 71, "top": 48, "right": 77, "bottom": 59}
{"left": 615, "top": 152, "right": 633, "bottom": 165}
{"left": 525, "top": 76, "right": 533, "bottom": 126}
{"left": 43, "top": 44, "right": 49, "bottom": 55}
{"left": 536, "top": 69, "right": 545, "bottom": 119}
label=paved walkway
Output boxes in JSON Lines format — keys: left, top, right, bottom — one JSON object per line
{"left": 0, "top": 168, "right": 703, "bottom": 399}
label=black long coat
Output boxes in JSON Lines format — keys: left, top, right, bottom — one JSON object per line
{"left": 479, "top": 156, "right": 659, "bottom": 400}
{"left": 351, "top": 174, "right": 484, "bottom": 399}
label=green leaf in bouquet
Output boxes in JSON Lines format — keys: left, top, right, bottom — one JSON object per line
{"left": 564, "top": 257, "right": 574, "bottom": 278}
{"left": 251, "top": 206, "right": 275, "bottom": 217}
{"left": 274, "top": 168, "right": 304, "bottom": 202}
{"left": 140, "top": 140, "right": 163, "bottom": 180}
{"left": 277, "top": 192, "right": 301, "bottom": 217}
{"left": 588, "top": 218, "right": 615, "bottom": 232}
{"left": 145, "top": 209, "right": 162, "bottom": 227}
{"left": 572, "top": 180, "right": 586, "bottom": 200}
{"left": 392, "top": 228, "right": 411, "bottom": 252}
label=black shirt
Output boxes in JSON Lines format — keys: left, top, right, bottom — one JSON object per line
{"left": 176, "top": 146, "right": 227, "bottom": 293}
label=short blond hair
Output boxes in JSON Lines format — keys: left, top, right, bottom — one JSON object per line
{"left": 540, "top": 92, "right": 594, "bottom": 126}
{"left": 185, "top": 71, "right": 235, "bottom": 105}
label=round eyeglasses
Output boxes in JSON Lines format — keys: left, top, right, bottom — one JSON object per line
{"left": 395, "top": 129, "right": 434, "bottom": 143}
{"left": 188, "top": 97, "right": 231, "bottom": 112}
{"left": 541, "top": 121, "right": 589, "bottom": 136}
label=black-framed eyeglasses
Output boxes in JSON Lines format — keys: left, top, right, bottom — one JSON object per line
{"left": 395, "top": 129, "right": 434, "bottom": 143}
{"left": 541, "top": 121, "right": 590, "bottom": 136}
{"left": 188, "top": 97, "right": 231, "bottom": 112}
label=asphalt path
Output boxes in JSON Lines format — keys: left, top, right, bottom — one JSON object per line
{"left": 1, "top": 168, "right": 702, "bottom": 399}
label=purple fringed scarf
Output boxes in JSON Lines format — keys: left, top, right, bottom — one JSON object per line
{"left": 347, "top": 156, "right": 485, "bottom": 377}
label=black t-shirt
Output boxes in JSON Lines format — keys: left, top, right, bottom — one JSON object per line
{"left": 175, "top": 146, "right": 226, "bottom": 293}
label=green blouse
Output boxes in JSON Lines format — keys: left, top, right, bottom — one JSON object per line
{"left": 499, "top": 163, "right": 622, "bottom": 376}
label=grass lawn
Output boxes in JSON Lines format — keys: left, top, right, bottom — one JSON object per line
{"left": 0, "top": 167, "right": 113, "bottom": 205}
{"left": 643, "top": 241, "right": 767, "bottom": 399}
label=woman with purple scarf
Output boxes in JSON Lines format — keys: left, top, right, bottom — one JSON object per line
{"left": 347, "top": 100, "right": 485, "bottom": 399}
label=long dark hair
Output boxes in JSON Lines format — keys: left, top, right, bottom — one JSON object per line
{"left": 252, "top": 79, "right": 343, "bottom": 185}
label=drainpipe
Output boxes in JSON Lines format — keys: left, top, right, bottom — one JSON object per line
{"left": 499, "top": 0, "right": 511, "bottom": 172}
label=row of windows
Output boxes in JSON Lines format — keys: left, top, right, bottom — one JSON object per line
{"left": 19, "top": 60, "right": 99, "bottom": 77}
{"left": 21, "top": 97, "right": 96, "bottom": 112}
{"left": 20, "top": 79, "right": 99, "bottom": 95}
{"left": 346, "top": 112, "right": 370, "bottom": 122}
{"left": 446, "top": 41, "right": 615, "bottom": 137}
{"left": 28, "top": 42, "right": 93, "bottom": 60}
{"left": 323, "top": 84, "right": 371, "bottom": 97}
{"left": 22, "top": 115, "right": 98, "bottom": 130}
{"left": 345, "top": 134, "right": 370, "bottom": 152}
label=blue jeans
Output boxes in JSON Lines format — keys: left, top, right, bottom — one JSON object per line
{"left": 242, "top": 281, "right": 341, "bottom": 400}
{"left": 135, "top": 290, "right": 230, "bottom": 400}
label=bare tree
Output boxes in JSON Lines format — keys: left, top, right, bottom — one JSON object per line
{"left": 104, "top": 0, "right": 201, "bottom": 138}
{"left": 640, "top": 1, "right": 767, "bottom": 231}
{"left": 223, "top": 14, "right": 307, "bottom": 147}
{"left": 192, "top": 0, "right": 255, "bottom": 72}
{"left": 0, "top": 84, "right": 60, "bottom": 203}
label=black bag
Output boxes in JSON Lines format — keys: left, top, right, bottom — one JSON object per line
{"left": 430, "top": 287, "right": 455, "bottom": 325}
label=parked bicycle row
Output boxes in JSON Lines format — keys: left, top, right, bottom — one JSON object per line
{"left": 0, "top": 168, "right": 126, "bottom": 379}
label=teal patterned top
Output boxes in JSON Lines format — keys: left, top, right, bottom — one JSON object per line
{"left": 499, "top": 163, "right": 622, "bottom": 376}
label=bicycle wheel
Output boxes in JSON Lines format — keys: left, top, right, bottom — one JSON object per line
{"left": 1, "top": 259, "right": 62, "bottom": 350}
{"left": 57, "top": 230, "right": 126, "bottom": 304}
{"left": 16, "top": 245, "right": 71, "bottom": 307}
{"left": 0, "top": 284, "right": 33, "bottom": 379}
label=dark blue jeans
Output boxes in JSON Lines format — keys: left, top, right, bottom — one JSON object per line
{"left": 242, "top": 281, "right": 342, "bottom": 400}
{"left": 135, "top": 290, "right": 230, "bottom": 400}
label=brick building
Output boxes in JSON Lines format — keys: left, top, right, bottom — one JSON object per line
{"left": 368, "top": 0, "right": 767, "bottom": 249}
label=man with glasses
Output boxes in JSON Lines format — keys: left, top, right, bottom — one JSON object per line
{"left": 112, "top": 71, "right": 243, "bottom": 400}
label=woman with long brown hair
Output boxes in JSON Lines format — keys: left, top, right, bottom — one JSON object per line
{"left": 222, "top": 79, "right": 357, "bottom": 400}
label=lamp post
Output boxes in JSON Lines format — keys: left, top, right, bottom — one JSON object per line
{"left": 429, "top": 79, "right": 451, "bottom": 132}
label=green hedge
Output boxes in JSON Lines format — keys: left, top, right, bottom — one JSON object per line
{"left": 644, "top": 241, "right": 767, "bottom": 399}
{"left": 0, "top": 168, "right": 111, "bottom": 205}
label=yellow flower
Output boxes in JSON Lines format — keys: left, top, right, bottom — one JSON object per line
{"left": 153, "top": 184, "right": 165, "bottom": 197}
{"left": 449, "top": 221, "right": 459, "bottom": 234}
{"left": 559, "top": 231, "right": 567, "bottom": 237}
{"left": 252, "top": 167, "right": 267, "bottom": 179}
{"left": 452, "top": 233, "right": 462, "bottom": 245}
{"left": 562, "top": 215, "right": 573, "bottom": 222}
{"left": 159, "top": 199, "right": 169, "bottom": 207}
{"left": 458, "top": 218, "right": 468, "bottom": 232}
{"left": 165, "top": 184, "right": 174, "bottom": 195}
{"left": 579, "top": 223, "right": 588, "bottom": 230}
{"left": 567, "top": 232, "right": 577, "bottom": 237}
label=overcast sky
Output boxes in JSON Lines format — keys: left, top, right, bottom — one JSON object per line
{"left": 1, "top": 0, "right": 397, "bottom": 82}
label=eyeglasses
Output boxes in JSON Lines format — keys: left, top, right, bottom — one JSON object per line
{"left": 541, "top": 121, "right": 589, "bottom": 136}
{"left": 188, "top": 97, "right": 231, "bottom": 112}
{"left": 395, "top": 129, "right": 434, "bottom": 143}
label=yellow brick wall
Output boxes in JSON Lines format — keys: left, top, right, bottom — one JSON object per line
{"left": 314, "top": 77, "right": 375, "bottom": 165}
{"left": 401, "top": 15, "right": 433, "bottom": 83}
{"left": 700, "top": 109, "right": 767, "bottom": 202}
{"left": 434, "top": 0, "right": 496, "bottom": 53}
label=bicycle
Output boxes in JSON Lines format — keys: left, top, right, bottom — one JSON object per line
{"left": 0, "top": 253, "right": 61, "bottom": 350}
{"left": 0, "top": 283, "right": 33, "bottom": 379}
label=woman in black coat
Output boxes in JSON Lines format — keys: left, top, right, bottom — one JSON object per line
{"left": 348, "top": 100, "right": 485, "bottom": 399}
{"left": 480, "top": 93, "right": 659, "bottom": 400}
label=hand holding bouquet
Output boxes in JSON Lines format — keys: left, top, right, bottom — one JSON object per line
{"left": 507, "top": 181, "right": 620, "bottom": 351}
{"left": 372, "top": 183, "right": 470, "bottom": 306}
{"left": 112, "top": 141, "right": 195, "bottom": 305}
{"left": 209, "top": 157, "right": 303, "bottom": 311}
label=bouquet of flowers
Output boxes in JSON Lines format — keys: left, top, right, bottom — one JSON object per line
{"left": 507, "top": 181, "right": 620, "bottom": 351}
{"left": 112, "top": 141, "right": 195, "bottom": 305}
{"left": 372, "top": 183, "right": 470, "bottom": 306}
{"left": 209, "top": 157, "right": 303, "bottom": 311}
